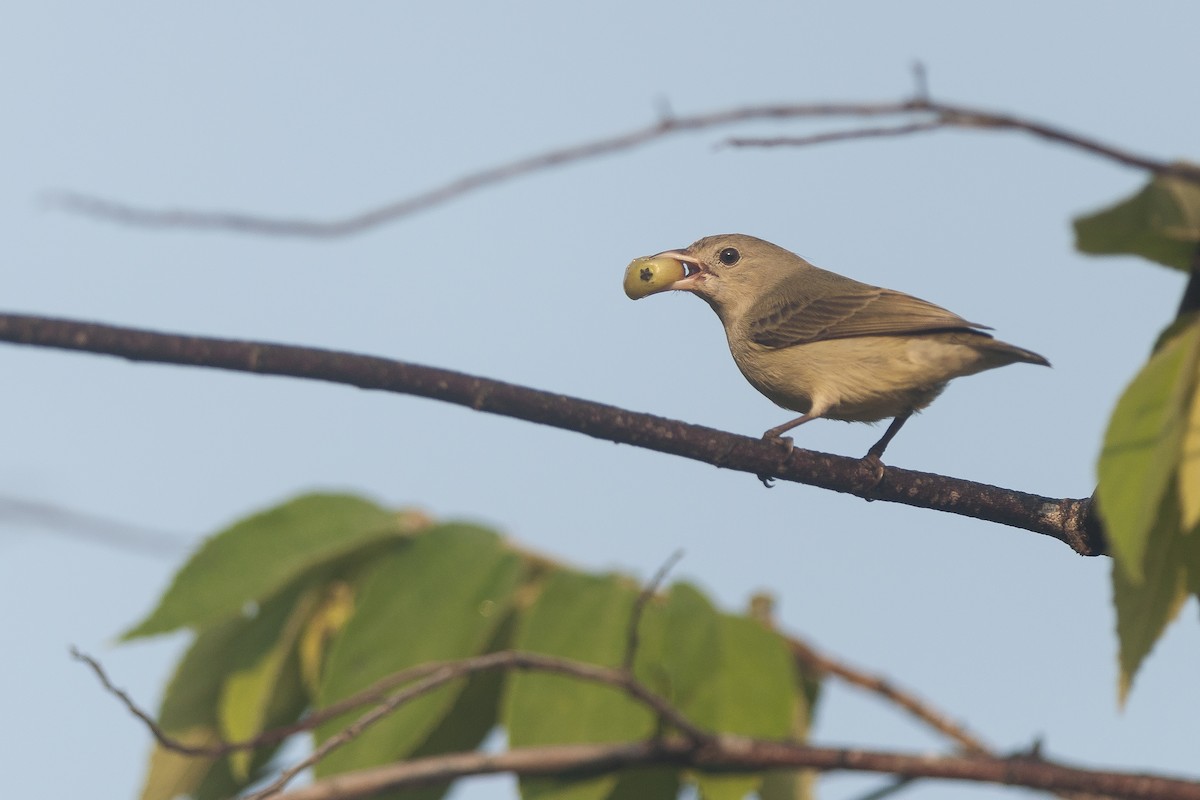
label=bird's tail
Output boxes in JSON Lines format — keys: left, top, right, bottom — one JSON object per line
{"left": 981, "top": 336, "right": 1051, "bottom": 367}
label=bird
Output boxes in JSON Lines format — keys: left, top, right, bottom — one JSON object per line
{"left": 624, "top": 233, "right": 1049, "bottom": 463}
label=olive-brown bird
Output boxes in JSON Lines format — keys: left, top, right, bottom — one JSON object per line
{"left": 624, "top": 234, "right": 1049, "bottom": 461}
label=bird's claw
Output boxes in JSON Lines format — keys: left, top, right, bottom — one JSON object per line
{"left": 767, "top": 435, "right": 795, "bottom": 456}
{"left": 756, "top": 435, "right": 794, "bottom": 488}
{"left": 855, "top": 452, "right": 887, "bottom": 498}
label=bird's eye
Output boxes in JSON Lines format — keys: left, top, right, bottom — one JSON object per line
{"left": 718, "top": 247, "right": 740, "bottom": 266}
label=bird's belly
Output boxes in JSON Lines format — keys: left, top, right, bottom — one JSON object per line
{"left": 730, "top": 336, "right": 985, "bottom": 422}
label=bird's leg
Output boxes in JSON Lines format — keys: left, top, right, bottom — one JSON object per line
{"left": 856, "top": 411, "right": 912, "bottom": 492}
{"left": 762, "top": 413, "right": 818, "bottom": 449}
{"left": 757, "top": 413, "right": 818, "bottom": 487}
{"left": 865, "top": 411, "right": 912, "bottom": 461}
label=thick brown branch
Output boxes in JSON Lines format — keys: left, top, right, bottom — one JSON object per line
{"left": 0, "top": 313, "right": 1103, "bottom": 553}
{"left": 52, "top": 98, "right": 1200, "bottom": 238}
{"left": 271, "top": 738, "right": 1200, "bottom": 800}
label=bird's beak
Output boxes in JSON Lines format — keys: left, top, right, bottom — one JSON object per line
{"left": 622, "top": 248, "right": 705, "bottom": 299}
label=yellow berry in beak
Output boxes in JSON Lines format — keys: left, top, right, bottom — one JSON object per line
{"left": 623, "top": 256, "right": 687, "bottom": 299}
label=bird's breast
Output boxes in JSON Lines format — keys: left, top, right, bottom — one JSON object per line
{"left": 724, "top": 334, "right": 956, "bottom": 422}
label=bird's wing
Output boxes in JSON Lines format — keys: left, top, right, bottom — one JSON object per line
{"left": 747, "top": 287, "right": 990, "bottom": 348}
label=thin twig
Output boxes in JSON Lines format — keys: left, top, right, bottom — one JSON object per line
{"left": 51, "top": 98, "right": 1200, "bottom": 239}
{"left": 244, "top": 664, "right": 466, "bottom": 800}
{"left": 243, "top": 651, "right": 708, "bottom": 800}
{"left": 911, "top": 62, "right": 930, "bottom": 102}
{"left": 0, "top": 313, "right": 1105, "bottom": 554}
{"left": 70, "top": 648, "right": 206, "bottom": 753}
{"left": 2, "top": 494, "right": 190, "bottom": 557}
{"left": 726, "top": 121, "right": 943, "bottom": 149}
{"left": 75, "top": 646, "right": 709, "bottom": 760}
{"left": 787, "top": 637, "right": 989, "bottom": 755}
{"left": 788, "top": 638, "right": 1115, "bottom": 800}
{"left": 623, "top": 550, "right": 684, "bottom": 672}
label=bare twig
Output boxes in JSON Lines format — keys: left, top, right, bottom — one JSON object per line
{"left": 77, "top": 641, "right": 1183, "bottom": 800}
{"left": 75, "top": 646, "right": 709, "bottom": 759}
{"left": 787, "top": 637, "right": 988, "bottom": 755}
{"left": 726, "top": 98, "right": 1200, "bottom": 178}
{"left": 51, "top": 98, "right": 1200, "bottom": 239}
{"left": 2, "top": 494, "right": 190, "bottom": 557}
{"left": 244, "top": 663, "right": 466, "bottom": 799}
{"left": 623, "top": 550, "right": 684, "bottom": 672}
{"left": 258, "top": 650, "right": 708, "bottom": 800}
{"left": 911, "top": 62, "right": 930, "bottom": 101}
{"left": 789, "top": 637, "right": 1116, "bottom": 800}
{"left": 268, "top": 737, "right": 1200, "bottom": 800}
{"left": 0, "top": 314, "right": 1104, "bottom": 554}
{"left": 71, "top": 647, "right": 196, "bottom": 751}
{"left": 726, "top": 120, "right": 943, "bottom": 149}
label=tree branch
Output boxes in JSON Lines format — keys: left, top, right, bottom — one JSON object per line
{"left": 268, "top": 738, "right": 1200, "bottom": 800}
{"left": 787, "top": 636, "right": 989, "bottom": 756}
{"left": 1, "top": 313, "right": 1104, "bottom": 554}
{"left": 76, "top": 645, "right": 1198, "bottom": 800}
{"left": 623, "top": 550, "right": 683, "bottom": 672}
{"left": 788, "top": 634, "right": 1114, "bottom": 800}
{"left": 74, "top": 646, "right": 710, "bottom": 764}
{"left": 51, "top": 98, "right": 1200, "bottom": 238}
{"left": 243, "top": 648, "right": 711, "bottom": 800}
{"left": 0, "top": 493, "right": 189, "bottom": 557}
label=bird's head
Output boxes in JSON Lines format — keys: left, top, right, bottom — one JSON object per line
{"left": 624, "top": 233, "right": 808, "bottom": 318}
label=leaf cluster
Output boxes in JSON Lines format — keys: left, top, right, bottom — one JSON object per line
{"left": 127, "top": 493, "right": 816, "bottom": 800}
{"left": 1075, "top": 171, "right": 1200, "bottom": 699}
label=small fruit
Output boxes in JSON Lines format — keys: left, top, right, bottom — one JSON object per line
{"left": 623, "top": 256, "right": 687, "bottom": 300}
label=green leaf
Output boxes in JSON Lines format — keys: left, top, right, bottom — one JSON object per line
{"left": 1074, "top": 168, "right": 1200, "bottom": 271}
{"left": 314, "top": 523, "right": 522, "bottom": 778}
{"left": 220, "top": 586, "right": 319, "bottom": 779}
{"left": 759, "top": 770, "right": 816, "bottom": 800}
{"left": 298, "top": 581, "right": 357, "bottom": 694}
{"left": 1097, "top": 320, "right": 1200, "bottom": 581}
{"left": 506, "top": 571, "right": 654, "bottom": 800}
{"left": 1115, "top": 486, "right": 1192, "bottom": 704}
{"left": 678, "top": 610, "right": 797, "bottom": 737}
{"left": 690, "top": 615, "right": 798, "bottom": 800}
{"left": 139, "top": 727, "right": 221, "bottom": 800}
{"left": 1185, "top": 516, "right": 1200, "bottom": 602}
{"left": 141, "top": 582, "right": 310, "bottom": 800}
{"left": 759, "top": 631, "right": 819, "bottom": 800}
{"left": 1181, "top": 378, "right": 1200, "bottom": 532}
{"left": 656, "top": 583, "right": 720, "bottom": 709}
{"left": 376, "top": 614, "right": 516, "bottom": 800}
{"left": 608, "top": 768, "right": 680, "bottom": 800}
{"left": 126, "top": 493, "right": 406, "bottom": 638}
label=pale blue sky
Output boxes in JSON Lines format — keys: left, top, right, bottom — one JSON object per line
{"left": 2, "top": 3, "right": 1197, "bottom": 799}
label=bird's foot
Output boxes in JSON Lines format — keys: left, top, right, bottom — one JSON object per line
{"left": 756, "top": 435, "right": 794, "bottom": 488}
{"left": 853, "top": 452, "right": 887, "bottom": 498}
